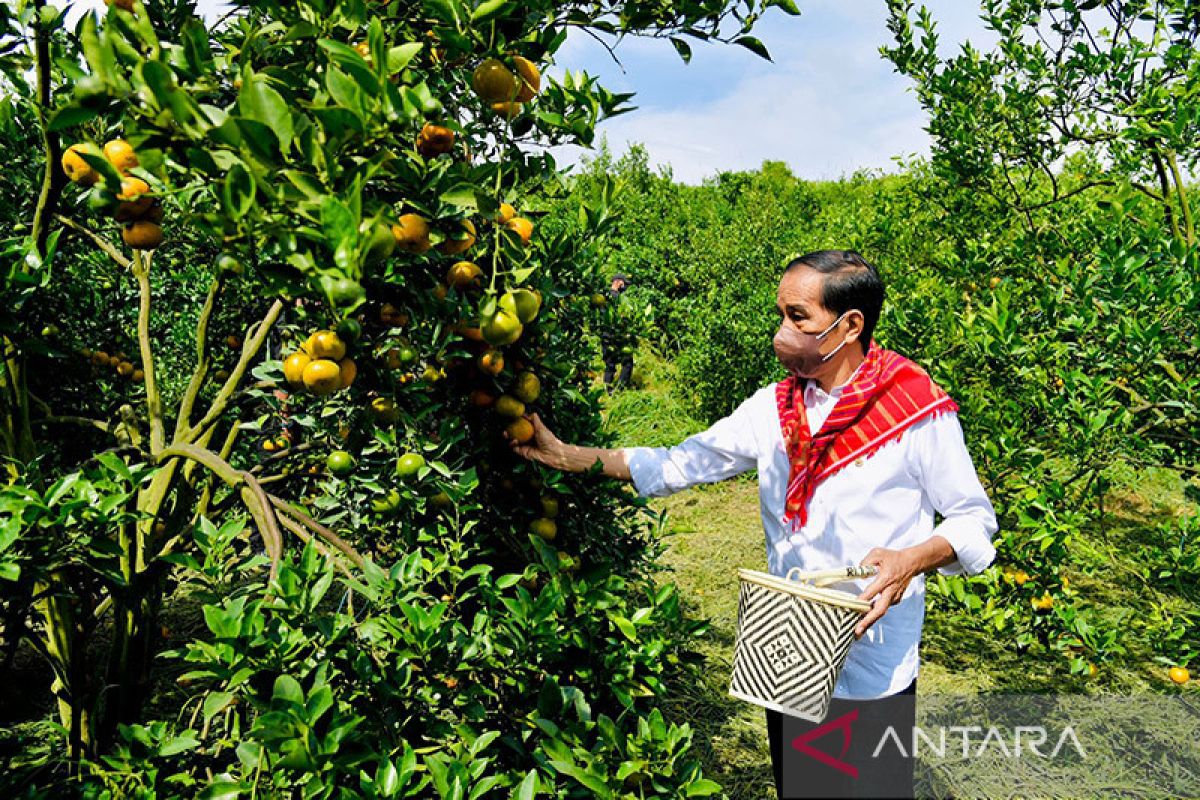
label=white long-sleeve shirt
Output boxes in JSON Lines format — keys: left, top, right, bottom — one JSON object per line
{"left": 625, "top": 376, "right": 998, "bottom": 700}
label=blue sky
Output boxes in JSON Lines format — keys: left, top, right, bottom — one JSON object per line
{"left": 69, "top": 0, "right": 994, "bottom": 184}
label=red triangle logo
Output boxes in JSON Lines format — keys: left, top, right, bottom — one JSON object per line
{"left": 789, "top": 709, "right": 859, "bottom": 778}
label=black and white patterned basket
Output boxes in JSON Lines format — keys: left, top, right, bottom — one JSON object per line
{"left": 729, "top": 565, "right": 877, "bottom": 722}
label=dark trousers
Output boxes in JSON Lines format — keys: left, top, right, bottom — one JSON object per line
{"left": 767, "top": 679, "right": 917, "bottom": 799}
{"left": 602, "top": 351, "right": 632, "bottom": 390}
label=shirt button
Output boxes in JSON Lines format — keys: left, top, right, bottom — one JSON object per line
{"left": 854, "top": 458, "right": 864, "bottom": 467}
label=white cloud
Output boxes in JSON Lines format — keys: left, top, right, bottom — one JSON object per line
{"left": 549, "top": 0, "right": 995, "bottom": 183}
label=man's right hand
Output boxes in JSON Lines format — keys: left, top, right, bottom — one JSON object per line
{"left": 507, "top": 412, "right": 564, "bottom": 469}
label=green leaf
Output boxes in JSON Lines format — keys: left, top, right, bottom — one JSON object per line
{"left": 670, "top": 37, "right": 692, "bottom": 63}
{"left": 734, "top": 36, "right": 772, "bottom": 61}
{"left": 48, "top": 105, "right": 98, "bottom": 132}
{"left": 440, "top": 184, "right": 479, "bottom": 209}
{"left": 203, "top": 692, "right": 235, "bottom": 723}
{"left": 272, "top": 675, "right": 304, "bottom": 707}
{"left": 515, "top": 770, "right": 539, "bottom": 800}
{"left": 198, "top": 780, "right": 244, "bottom": 800}
{"left": 239, "top": 78, "right": 293, "bottom": 152}
{"left": 222, "top": 164, "right": 256, "bottom": 220}
{"left": 158, "top": 734, "right": 200, "bottom": 756}
{"left": 548, "top": 761, "right": 612, "bottom": 798}
{"left": 471, "top": 0, "right": 510, "bottom": 23}
{"left": 387, "top": 43, "right": 424, "bottom": 74}
{"left": 609, "top": 613, "right": 637, "bottom": 641}
{"left": 685, "top": 778, "right": 724, "bottom": 796}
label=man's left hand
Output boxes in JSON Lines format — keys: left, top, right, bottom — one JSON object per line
{"left": 853, "top": 547, "right": 922, "bottom": 639}
{"left": 853, "top": 537, "right": 957, "bottom": 638}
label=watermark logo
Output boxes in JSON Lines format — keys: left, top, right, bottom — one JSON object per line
{"left": 789, "top": 709, "right": 860, "bottom": 778}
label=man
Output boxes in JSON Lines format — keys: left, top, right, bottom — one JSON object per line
{"left": 508, "top": 250, "right": 997, "bottom": 798}
{"left": 599, "top": 274, "right": 634, "bottom": 391}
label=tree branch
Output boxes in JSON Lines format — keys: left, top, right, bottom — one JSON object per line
{"left": 174, "top": 274, "right": 225, "bottom": 439}
{"left": 184, "top": 300, "right": 284, "bottom": 443}
{"left": 133, "top": 251, "right": 165, "bottom": 454}
{"left": 54, "top": 215, "right": 132, "bottom": 271}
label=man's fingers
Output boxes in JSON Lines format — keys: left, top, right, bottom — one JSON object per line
{"left": 855, "top": 603, "right": 886, "bottom": 638}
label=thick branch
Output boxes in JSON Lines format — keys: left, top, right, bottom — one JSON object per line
{"left": 133, "top": 252, "right": 165, "bottom": 454}
{"left": 268, "top": 494, "right": 365, "bottom": 569}
{"left": 184, "top": 300, "right": 284, "bottom": 443}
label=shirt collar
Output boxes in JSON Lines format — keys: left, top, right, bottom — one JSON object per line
{"left": 805, "top": 356, "right": 867, "bottom": 399}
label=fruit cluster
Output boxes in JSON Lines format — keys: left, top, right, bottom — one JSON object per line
{"left": 79, "top": 346, "right": 145, "bottom": 383}
{"left": 61, "top": 138, "right": 164, "bottom": 251}
{"left": 282, "top": 330, "right": 357, "bottom": 396}
{"left": 471, "top": 55, "right": 540, "bottom": 119}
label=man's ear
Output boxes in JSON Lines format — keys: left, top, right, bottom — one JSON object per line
{"left": 844, "top": 310, "right": 866, "bottom": 345}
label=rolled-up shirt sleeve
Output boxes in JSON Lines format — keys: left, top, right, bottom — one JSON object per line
{"left": 911, "top": 411, "right": 998, "bottom": 576}
{"left": 625, "top": 394, "right": 760, "bottom": 498}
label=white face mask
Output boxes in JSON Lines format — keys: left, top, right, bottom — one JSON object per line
{"left": 773, "top": 310, "right": 853, "bottom": 376}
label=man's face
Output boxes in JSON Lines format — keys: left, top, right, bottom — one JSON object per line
{"left": 611, "top": 278, "right": 626, "bottom": 292}
{"left": 773, "top": 267, "right": 858, "bottom": 378}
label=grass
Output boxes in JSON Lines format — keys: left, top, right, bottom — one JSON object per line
{"left": 598, "top": 346, "right": 1200, "bottom": 799}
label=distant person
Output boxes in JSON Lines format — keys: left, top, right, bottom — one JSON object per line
{"left": 508, "top": 250, "right": 998, "bottom": 799}
{"left": 599, "top": 274, "right": 635, "bottom": 392}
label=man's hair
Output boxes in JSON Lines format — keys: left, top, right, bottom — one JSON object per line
{"left": 783, "top": 250, "right": 884, "bottom": 354}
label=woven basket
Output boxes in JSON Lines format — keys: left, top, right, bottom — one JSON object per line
{"left": 728, "top": 565, "right": 877, "bottom": 722}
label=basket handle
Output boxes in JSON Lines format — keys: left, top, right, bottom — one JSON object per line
{"left": 785, "top": 564, "right": 879, "bottom": 587}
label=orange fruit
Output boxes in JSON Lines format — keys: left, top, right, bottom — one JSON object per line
{"left": 432, "top": 284, "right": 448, "bottom": 301}
{"left": 540, "top": 496, "right": 559, "bottom": 518}
{"left": 121, "top": 221, "right": 163, "bottom": 250}
{"left": 512, "top": 56, "right": 541, "bottom": 103}
{"left": 437, "top": 219, "right": 476, "bottom": 255}
{"left": 302, "top": 359, "right": 342, "bottom": 395}
{"left": 308, "top": 330, "right": 347, "bottom": 360}
{"left": 512, "top": 371, "right": 540, "bottom": 403}
{"left": 505, "top": 217, "right": 533, "bottom": 245}
{"left": 115, "top": 177, "right": 153, "bottom": 221}
{"left": 490, "top": 101, "right": 523, "bottom": 119}
{"left": 495, "top": 202, "right": 516, "bottom": 224}
{"left": 379, "top": 302, "right": 408, "bottom": 327}
{"left": 338, "top": 357, "right": 357, "bottom": 388}
{"left": 530, "top": 517, "right": 556, "bottom": 541}
{"left": 283, "top": 351, "right": 311, "bottom": 386}
{"left": 327, "top": 450, "right": 355, "bottom": 476}
{"left": 469, "top": 389, "right": 496, "bottom": 408}
{"left": 1169, "top": 666, "right": 1190, "bottom": 684}
{"left": 457, "top": 324, "right": 484, "bottom": 342}
{"left": 61, "top": 144, "right": 100, "bottom": 185}
{"left": 510, "top": 288, "right": 542, "bottom": 323}
{"left": 471, "top": 58, "right": 519, "bottom": 102}
{"left": 131, "top": 368, "right": 144, "bottom": 382}
{"left": 117, "top": 176, "right": 150, "bottom": 201}
{"left": 494, "top": 395, "right": 525, "bottom": 419}
{"left": 507, "top": 417, "right": 535, "bottom": 444}
{"left": 103, "top": 139, "right": 138, "bottom": 174}
{"left": 416, "top": 123, "right": 455, "bottom": 158}
{"left": 478, "top": 351, "right": 504, "bottom": 376}
{"left": 446, "top": 260, "right": 483, "bottom": 289}
{"left": 370, "top": 396, "right": 399, "bottom": 424}
{"left": 396, "top": 452, "right": 426, "bottom": 479}
{"left": 481, "top": 308, "right": 522, "bottom": 346}
{"left": 226, "top": 335, "right": 241, "bottom": 349}
{"left": 116, "top": 361, "right": 134, "bottom": 377}
{"left": 392, "top": 213, "right": 432, "bottom": 254}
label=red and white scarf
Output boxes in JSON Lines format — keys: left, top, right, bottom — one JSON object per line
{"left": 776, "top": 341, "right": 958, "bottom": 531}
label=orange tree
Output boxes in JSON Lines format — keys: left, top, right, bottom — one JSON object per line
{"left": 0, "top": 0, "right": 801, "bottom": 794}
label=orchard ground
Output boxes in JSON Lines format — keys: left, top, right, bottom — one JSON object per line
{"left": 598, "top": 345, "right": 1198, "bottom": 800}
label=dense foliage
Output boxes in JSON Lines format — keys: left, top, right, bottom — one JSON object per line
{"left": 0, "top": 0, "right": 802, "bottom": 795}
